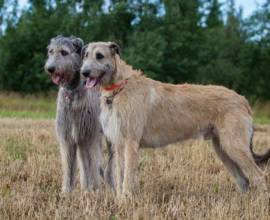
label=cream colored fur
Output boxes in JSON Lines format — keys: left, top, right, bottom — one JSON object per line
{"left": 81, "top": 42, "right": 268, "bottom": 197}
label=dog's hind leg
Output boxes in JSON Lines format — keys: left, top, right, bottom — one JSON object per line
{"left": 60, "top": 143, "right": 77, "bottom": 193}
{"left": 226, "top": 148, "right": 267, "bottom": 192}
{"left": 218, "top": 115, "right": 268, "bottom": 192}
{"left": 212, "top": 136, "right": 249, "bottom": 192}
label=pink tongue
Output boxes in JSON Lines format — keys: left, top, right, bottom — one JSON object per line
{"left": 86, "top": 78, "right": 97, "bottom": 89}
{"left": 52, "top": 75, "right": 61, "bottom": 85}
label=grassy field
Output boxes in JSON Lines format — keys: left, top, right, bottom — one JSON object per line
{"left": 0, "top": 93, "right": 270, "bottom": 219}
{"left": 0, "top": 93, "right": 56, "bottom": 119}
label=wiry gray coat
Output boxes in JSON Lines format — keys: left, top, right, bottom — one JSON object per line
{"left": 45, "top": 36, "right": 103, "bottom": 192}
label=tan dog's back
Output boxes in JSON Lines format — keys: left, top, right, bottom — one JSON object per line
{"left": 109, "top": 75, "right": 251, "bottom": 148}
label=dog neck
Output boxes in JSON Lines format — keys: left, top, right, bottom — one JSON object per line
{"left": 62, "top": 71, "right": 85, "bottom": 103}
{"left": 113, "top": 55, "right": 140, "bottom": 82}
{"left": 101, "top": 78, "right": 128, "bottom": 106}
{"left": 101, "top": 56, "right": 141, "bottom": 99}
{"left": 102, "top": 55, "right": 140, "bottom": 88}
{"left": 65, "top": 71, "right": 80, "bottom": 90}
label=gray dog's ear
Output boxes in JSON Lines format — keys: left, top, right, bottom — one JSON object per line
{"left": 70, "top": 36, "right": 84, "bottom": 54}
{"left": 81, "top": 44, "right": 88, "bottom": 58}
{"left": 109, "top": 42, "right": 121, "bottom": 57}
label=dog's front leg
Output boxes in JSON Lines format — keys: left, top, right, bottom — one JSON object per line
{"left": 77, "top": 139, "right": 102, "bottom": 191}
{"left": 60, "top": 143, "right": 77, "bottom": 193}
{"left": 105, "top": 140, "right": 116, "bottom": 189}
{"left": 115, "top": 142, "right": 125, "bottom": 197}
{"left": 122, "top": 139, "right": 139, "bottom": 197}
{"left": 88, "top": 137, "right": 103, "bottom": 190}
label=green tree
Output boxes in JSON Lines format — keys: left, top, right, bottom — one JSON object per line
{"left": 159, "top": 0, "right": 203, "bottom": 83}
{"left": 124, "top": 0, "right": 165, "bottom": 79}
{"left": 206, "top": 0, "right": 223, "bottom": 28}
{"left": 241, "top": 0, "right": 270, "bottom": 99}
{"left": 0, "top": 0, "right": 269, "bottom": 100}
{"left": 197, "top": 0, "right": 247, "bottom": 95}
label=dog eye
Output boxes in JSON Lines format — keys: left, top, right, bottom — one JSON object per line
{"left": 96, "top": 52, "right": 104, "bottom": 60}
{"left": 85, "top": 52, "right": 88, "bottom": 58}
{"left": 60, "top": 50, "right": 69, "bottom": 56}
{"left": 48, "top": 49, "right": 53, "bottom": 54}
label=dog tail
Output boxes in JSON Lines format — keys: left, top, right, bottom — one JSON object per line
{"left": 250, "top": 133, "right": 270, "bottom": 165}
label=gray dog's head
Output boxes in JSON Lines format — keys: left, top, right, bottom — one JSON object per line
{"left": 44, "top": 35, "right": 84, "bottom": 87}
{"left": 80, "top": 42, "right": 121, "bottom": 88}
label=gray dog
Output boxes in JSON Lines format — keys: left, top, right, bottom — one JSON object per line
{"left": 44, "top": 36, "right": 105, "bottom": 192}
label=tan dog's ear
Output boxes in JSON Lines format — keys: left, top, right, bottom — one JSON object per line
{"left": 109, "top": 42, "right": 121, "bottom": 57}
{"left": 81, "top": 44, "right": 88, "bottom": 58}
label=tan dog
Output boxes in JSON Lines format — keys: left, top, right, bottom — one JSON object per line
{"left": 80, "top": 42, "right": 270, "bottom": 196}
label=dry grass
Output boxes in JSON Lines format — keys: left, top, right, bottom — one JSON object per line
{"left": 0, "top": 118, "right": 270, "bottom": 219}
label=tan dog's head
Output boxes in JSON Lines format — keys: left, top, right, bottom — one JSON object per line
{"left": 80, "top": 42, "right": 120, "bottom": 88}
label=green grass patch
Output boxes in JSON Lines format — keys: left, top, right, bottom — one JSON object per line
{"left": 0, "top": 110, "right": 55, "bottom": 119}
{"left": 254, "top": 116, "right": 270, "bottom": 124}
{"left": 252, "top": 101, "right": 270, "bottom": 124}
{"left": 0, "top": 92, "right": 56, "bottom": 119}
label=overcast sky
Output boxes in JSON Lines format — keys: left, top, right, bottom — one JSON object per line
{"left": 18, "top": 0, "right": 267, "bottom": 18}
{"left": 231, "top": 0, "right": 266, "bottom": 17}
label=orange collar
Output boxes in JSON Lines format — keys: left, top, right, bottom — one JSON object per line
{"left": 102, "top": 79, "right": 128, "bottom": 92}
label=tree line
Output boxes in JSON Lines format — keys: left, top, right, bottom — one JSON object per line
{"left": 0, "top": 0, "right": 269, "bottom": 100}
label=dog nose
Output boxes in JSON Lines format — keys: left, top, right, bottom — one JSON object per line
{"left": 82, "top": 69, "right": 91, "bottom": 78}
{"left": 47, "top": 66, "right": 55, "bottom": 74}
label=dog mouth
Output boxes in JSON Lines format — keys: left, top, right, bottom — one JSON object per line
{"left": 51, "top": 73, "right": 64, "bottom": 85}
{"left": 51, "top": 73, "right": 71, "bottom": 86}
{"left": 84, "top": 72, "right": 106, "bottom": 89}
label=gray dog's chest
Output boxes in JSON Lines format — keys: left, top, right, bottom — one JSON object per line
{"left": 56, "top": 89, "right": 100, "bottom": 145}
